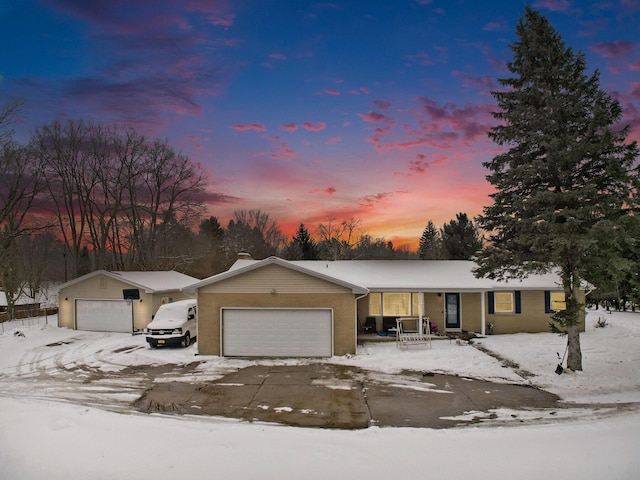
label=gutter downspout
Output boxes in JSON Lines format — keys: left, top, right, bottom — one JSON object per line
{"left": 354, "top": 290, "right": 370, "bottom": 352}
{"left": 480, "top": 290, "right": 486, "bottom": 336}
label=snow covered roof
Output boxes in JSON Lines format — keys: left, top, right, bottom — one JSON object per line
{"left": 58, "top": 270, "right": 200, "bottom": 293}
{"left": 227, "top": 258, "right": 564, "bottom": 292}
{"left": 185, "top": 257, "right": 369, "bottom": 294}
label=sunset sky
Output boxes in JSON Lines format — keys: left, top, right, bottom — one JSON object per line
{"left": 2, "top": 0, "right": 639, "bottom": 250}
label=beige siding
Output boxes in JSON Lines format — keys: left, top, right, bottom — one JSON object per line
{"left": 200, "top": 264, "right": 350, "bottom": 295}
{"left": 59, "top": 273, "right": 189, "bottom": 331}
{"left": 355, "top": 290, "right": 587, "bottom": 335}
{"left": 485, "top": 290, "right": 586, "bottom": 334}
{"left": 197, "top": 265, "right": 357, "bottom": 356}
{"left": 423, "top": 293, "right": 444, "bottom": 332}
{"left": 198, "top": 292, "right": 356, "bottom": 356}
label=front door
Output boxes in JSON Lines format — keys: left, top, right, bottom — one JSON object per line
{"left": 445, "top": 293, "right": 461, "bottom": 329}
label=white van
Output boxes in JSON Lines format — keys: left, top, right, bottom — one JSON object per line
{"left": 145, "top": 299, "right": 197, "bottom": 348}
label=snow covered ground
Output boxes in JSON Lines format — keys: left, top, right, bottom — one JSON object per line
{"left": 0, "top": 309, "right": 638, "bottom": 479}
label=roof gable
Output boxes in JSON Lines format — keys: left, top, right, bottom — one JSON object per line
{"left": 186, "top": 257, "right": 368, "bottom": 294}
{"left": 58, "top": 270, "right": 200, "bottom": 293}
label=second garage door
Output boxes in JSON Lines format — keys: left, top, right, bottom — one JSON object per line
{"left": 76, "top": 299, "right": 133, "bottom": 333}
{"left": 222, "top": 308, "right": 332, "bottom": 357}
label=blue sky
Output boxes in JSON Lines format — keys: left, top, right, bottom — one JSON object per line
{"left": 1, "top": 0, "right": 638, "bottom": 248}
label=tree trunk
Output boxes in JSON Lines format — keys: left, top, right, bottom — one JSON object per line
{"left": 560, "top": 265, "right": 584, "bottom": 372}
{"left": 566, "top": 323, "right": 583, "bottom": 371}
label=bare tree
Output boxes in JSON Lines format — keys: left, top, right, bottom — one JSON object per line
{"left": 1, "top": 100, "right": 46, "bottom": 319}
{"left": 224, "top": 209, "right": 285, "bottom": 260}
{"left": 315, "top": 217, "right": 363, "bottom": 260}
{"left": 31, "top": 120, "right": 208, "bottom": 275}
{"left": 122, "top": 138, "right": 207, "bottom": 270}
{"left": 31, "top": 119, "right": 96, "bottom": 279}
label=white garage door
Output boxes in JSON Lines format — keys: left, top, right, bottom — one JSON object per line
{"left": 222, "top": 308, "right": 332, "bottom": 357}
{"left": 76, "top": 299, "right": 133, "bottom": 333}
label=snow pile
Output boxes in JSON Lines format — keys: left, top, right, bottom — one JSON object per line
{"left": 0, "top": 309, "right": 639, "bottom": 479}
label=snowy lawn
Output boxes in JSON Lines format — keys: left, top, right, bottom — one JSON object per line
{"left": 1, "top": 309, "right": 639, "bottom": 479}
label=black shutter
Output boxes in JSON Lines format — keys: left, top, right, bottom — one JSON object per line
{"left": 515, "top": 291, "right": 522, "bottom": 314}
{"left": 488, "top": 292, "right": 495, "bottom": 314}
{"left": 544, "top": 291, "right": 551, "bottom": 313}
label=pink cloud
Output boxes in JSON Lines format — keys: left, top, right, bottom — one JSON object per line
{"left": 186, "top": 1, "right": 236, "bottom": 27}
{"left": 301, "top": 121, "right": 326, "bottom": 131}
{"left": 325, "top": 136, "right": 342, "bottom": 144}
{"left": 271, "top": 141, "right": 296, "bottom": 161}
{"left": 373, "top": 99, "right": 392, "bottom": 111}
{"left": 31, "top": 1, "right": 233, "bottom": 127}
{"left": 408, "top": 154, "right": 449, "bottom": 175}
{"left": 358, "top": 111, "right": 394, "bottom": 123}
{"left": 360, "top": 87, "right": 370, "bottom": 95}
{"left": 311, "top": 186, "right": 337, "bottom": 195}
{"left": 359, "top": 192, "right": 394, "bottom": 208}
{"left": 324, "top": 88, "right": 340, "bottom": 96}
{"left": 232, "top": 123, "right": 267, "bottom": 132}
{"left": 590, "top": 40, "right": 636, "bottom": 59}
{"left": 532, "top": 0, "right": 571, "bottom": 12}
{"left": 280, "top": 123, "right": 298, "bottom": 132}
{"left": 362, "top": 96, "right": 495, "bottom": 153}
{"left": 483, "top": 21, "right": 503, "bottom": 32}
{"left": 452, "top": 71, "right": 496, "bottom": 90}
{"left": 269, "top": 53, "right": 287, "bottom": 60}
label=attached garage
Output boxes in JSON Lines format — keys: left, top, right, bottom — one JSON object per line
{"left": 189, "top": 257, "right": 368, "bottom": 357}
{"left": 75, "top": 299, "right": 133, "bottom": 333}
{"left": 222, "top": 308, "right": 332, "bottom": 357}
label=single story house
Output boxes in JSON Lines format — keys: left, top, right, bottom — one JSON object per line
{"left": 58, "top": 270, "right": 199, "bottom": 333}
{"left": 187, "top": 256, "right": 583, "bottom": 358}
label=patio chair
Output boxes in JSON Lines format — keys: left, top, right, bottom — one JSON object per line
{"left": 362, "top": 316, "right": 377, "bottom": 333}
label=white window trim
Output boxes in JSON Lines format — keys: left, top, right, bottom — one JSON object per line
{"left": 494, "top": 292, "right": 514, "bottom": 313}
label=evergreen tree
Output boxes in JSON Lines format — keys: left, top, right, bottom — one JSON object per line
{"left": 441, "top": 213, "right": 482, "bottom": 260}
{"left": 418, "top": 220, "right": 443, "bottom": 259}
{"left": 474, "top": 8, "right": 639, "bottom": 371}
{"left": 284, "top": 224, "right": 319, "bottom": 260}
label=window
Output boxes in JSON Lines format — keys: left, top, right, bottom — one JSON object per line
{"left": 370, "top": 292, "right": 423, "bottom": 317}
{"left": 383, "top": 293, "right": 412, "bottom": 316}
{"left": 494, "top": 292, "right": 514, "bottom": 313}
{"left": 369, "top": 293, "right": 381, "bottom": 316}
{"left": 550, "top": 292, "right": 566, "bottom": 311}
{"left": 488, "top": 291, "right": 521, "bottom": 314}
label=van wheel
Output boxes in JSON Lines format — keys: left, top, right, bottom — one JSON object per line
{"left": 182, "top": 332, "right": 191, "bottom": 348}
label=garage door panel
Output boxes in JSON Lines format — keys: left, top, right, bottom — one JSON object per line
{"left": 76, "top": 299, "right": 133, "bottom": 333}
{"left": 223, "top": 309, "right": 332, "bottom": 357}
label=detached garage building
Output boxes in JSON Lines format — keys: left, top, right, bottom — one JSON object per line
{"left": 187, "top": 257, "right": 367, "bottom": 357}
{"left": 58, "top": 270, "right": 199, "bottom": 333}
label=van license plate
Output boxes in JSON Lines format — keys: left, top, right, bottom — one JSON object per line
{"left": 158, "top": 339, "right": 165, "bottom": 344}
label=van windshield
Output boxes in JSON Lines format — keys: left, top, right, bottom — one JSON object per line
{"left": 153, "top": 303, "right": 192, "bottom": 322}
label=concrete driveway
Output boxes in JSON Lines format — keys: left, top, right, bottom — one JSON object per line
{"left": 134, "top": 364, "right": 560, "bottom": 429}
